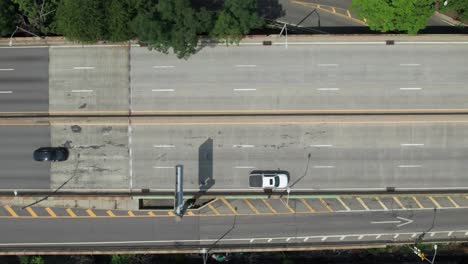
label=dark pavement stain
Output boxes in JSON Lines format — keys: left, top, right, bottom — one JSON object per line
{"left": 71, "top": 125, "right": 82, "bottom": 133}
{"left": 79, "top": 103, "right": 87, "bottom": 109}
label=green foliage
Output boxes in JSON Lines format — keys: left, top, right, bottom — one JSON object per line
{"left": 106, "top": 0, "right": 137, "bottom": 42}
{"left": 443, "top": 0, "right": 468, "bottom": 22}
{"left": 56, "top": 0, "right": 107, "bottom": 42}
{"left": 110, "top": 254, "right": 133, "bottom": 264}
{"left": 211, "top": 0, "right": 264, "bottom": 44}
{"left": 352, "top": 0, "right": 435, "bottom": 34}
{"left": 19, "top": 256, "right": 44, "bottom": 264}
{"left": 0, "top": 0, "right": 17, "bottom": 37}
{"left": 12, "top": 0, "right": 59, "bottom": 34}
{"left": 132, "top": 0, "right": 214, "bottom": 59}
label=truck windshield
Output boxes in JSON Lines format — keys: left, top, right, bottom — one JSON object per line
{"left": 274, "top": 176, "right": 280, "bottom": 187}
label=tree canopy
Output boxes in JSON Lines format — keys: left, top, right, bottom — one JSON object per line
{"left": 352, "top": 0, "right": 434, "bottom": 34}
{"left": 12, "top": 0, "right": 59, "bottom": 34}
{"left": 0, "top": 0, "right": 17, "bottom": 37}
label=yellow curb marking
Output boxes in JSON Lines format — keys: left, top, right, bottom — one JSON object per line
{"left": 208, "top": 204, "right": 221, "bottom": 216}
{"left": 147, "top": 211, "right": 156, "bottom": 216}
{"left": 337, "top": 198, "right": 350, "bottom": 211}
{"left": 300, "top": 199, "right": 315, "bottom": 213}
{"left": 187, "top": 211, "right": 195, "bottom": 216}
{"left": 281, "top": 199, "right": 295, "bottom": 213}
{"left": 413, "top": 197, "right": 424, "bottom": 209}
{"left": 262, "top": 199, "right": 277, "bottom": 214}
{"left": 221, "top": 198, "right": 238, "bottom": 214}
{"left": 107, "top": 210, "right": 116, "bottom": 217}
{"left": 356, "top": 197, "right": 370, "bottom": 210}
{"left": 428, "top": 196, "right": 441, "bottom": 208}
{"left": 332, "top": 7, "right": 336, "bottom": 13}
{"left": 128, "top": 211, "right": 135, "bottom": 217}
{"left": 320, "top": 198, "right": 334, "bottom": 212}
{"left": 447, "top": 196, "right": 460, "bottom": 208}
{"left": 376, "top": 197, "right": 388, "bottom": 210}
{"left": 4, "top": 206, "right": 18, "bottom": 217}
{"left": 45, "top": 207, "right": 57, "bottom": 217}
{"left": 26, "top": 207, "right": 38, "bottom": 218}
{"left": 66, "top": 208, "right": 77, "bottom": 217}
{"left": 168, "top": 211, "right": 175, "bottom": 216}
{"left": 86, "top": 209, "right": 96, "bottom": 217}
{"left": 244, "top": 199, "right": 260, "bottom": 214}
{"left": 347, "top": 10, "right": 352, "bottom": 17}
{"left": 393, "top": 197, "right": 406, "bottom": 209}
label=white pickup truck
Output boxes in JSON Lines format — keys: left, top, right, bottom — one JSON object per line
{"left": 249, "top": 170, "right": 289, "bottom": 189}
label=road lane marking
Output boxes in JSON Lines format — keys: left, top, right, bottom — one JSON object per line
{"left": 448, "top": 231, "right": 453, "bottom": 236}
{"left": 401, "top": 143, "right": 424, "bottom": 146}
{"left": 86, "top": 209, "right": 96, "bottom": 217}
{"left": 0, "top": 91, "right": 13, "bottom": 94}
{"left": 73, "top": 66, "right": 95, "bottom": 70}
{"left": 71, "top": 90, "right": 93, "bottom": 93}
{"left": 356, "top": 198, "right": 370, "bottom": 210}
{"left": 321, "top": 237, "right": 327, "bottom": 241}
{"left": 187, "top": 211, "right": 195, "bottom": 216}
{"left": 303, "top": 237, "right": 308, "bottom": 242}
{"left": 320, "top": 198, "right": 333, "bottom": 212}
{"left": 428, "top": 196, "right": 441, "bottom": 208}
{"left": 394, "top": 234, "right": 399, "bottom": 239}
{"left": 151, "top": 89, "right": 175, "bottom": 92}
{"left": 412, "top": 233, "right": 417, "bottom": 238}
{"left": 347, "top": 10, "right": 351, "bottom": 17}
{"left": 340, "top": 236, "right": 346, "bottom": 240}
{"left": 393, "top": 197, "right": 406, "bottom": 209}
{"left": 317, "top": 88, "right": 340, "bottom": 91}
{"left": 26, "top": 208, "right": 38, "bottom": 218}
{"left": 147, "top": 212, "right": 156, "bottom": 216}
{"left": 376, "top": 198, "right": 388, "bottom": 210}
{"left": 398, "top": 165, "right": 422, "bottom": 168}
{"left": 337, "top": 198, "right": 350, "bottom": 211}
{"left": 208, "top": 204, "right": 220, "bottom": 215}
{"left": 0, "top": 68, "right": 14, "bottom": 71}
{"left": 250, "top": 239, "right": 254, "bottom": 243}
{"left": 286, "top": 238, "right": 291, "bottom": 242}
{"left": 300, "top": 199, "right": 315, "bottom": 212}
{"left": 310, "top": 144, "right": 333, "bottom": 147}
{"left": 152, "top": 66, "right": 175, "bottom": 69}
{"left": 371, "top": 220, "right": 400, "bottom": 224}
{"left": 267, "top": 239, "right": 272, "bottom": 243}
{"left": 280, "top": 199, "right": 296, "bottom": 213}
{"left": 128, "top": 211, "right": 135, "bottom": 217}
{"left": 447, "top": 196, "right": 460, "bottom": 208}
{"left": 400, "top": 63, "right": 420, "bottom": 66}
{"left": 376, "top": 234, "right": 382, "bottom": 239}
{"left": 234, "top": 166, "right": 255, "bottom": 169}
{"left": 262, "top": 199, "right": 277, "bottom": 213}
{"left": 332, "top": 7, "right": 336, "bottom": 13}
{"left": 153, "top": 144, "right": 175, "bottom": 148}
{"left": 413, "top": 197, "right": 424, "bottom": 209}
{"left": 233, "top": 88, "right": 257, "bottom": 91}
{"left": 430, "top": 232, "right": 435, "bottom": 237}
{"left": 313, "top": 165, "right": 335, "bottom": 168}
{"left": 4, "top": 206, "right": 18, "bottom": 217}
{"left": 234, "top": 65, "right": 257, "bottom": 67}
{"left": 244, "top": 199, "right": 260, "bottom": 214}
{"left": 317, "top": 64, "right": 339, "bottom": 67}
{"left": 465, "top": 232, "right": 468, "bottom": 236}
{"left": 233, "top": 144, "right": 255, "bottom": 148}
{"left": 153, "top": 166, "right": 174, "bottom": 169}
{"left": 358, "top": 235, "right": 363, "bottom": 240}
{"left": 221, "top": 198, "right": 238, "bottom": 214}
{"left": 106, "top": 210, "right": 116, "bottom": 217}
{"left": 66, "top": 208, "right": 77, "bottom": 217}
{"left": 45, "top": 208, "right": 57, "bottom": 217}
{"left": 399, "top": 87, "right": 422, "bottom": 90}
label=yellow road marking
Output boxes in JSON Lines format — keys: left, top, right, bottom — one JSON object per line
{"left": 376, "top": 197, "right": 388, "bottom": 210}
{"left": 347, "top": 10, "right": 351, "bottom": 17}
{"left": 447, "top": 196, "right": 460, "bottom": 208}
{"left": 337, "top": 198, "right": 350, "bottom": 211}
{"left": 244, "top": 199, "right": 260, "bottom": 214}
{"left": 147, "top": 211, "right": 156, "bottom": 216}
{"left": 356, "top": 197, "right": 370, "bottom": 210}
{"left": 26, "top": 207, "right": 38, "bottom": 217}
{"left": 332, "top": 7, "right": 336, "bottom": 13}
{"left": 107, "top": 210, "right": 116, "bottom": 217}
{"left": 262, "top": 199, "right": 277, "bottom": 213}
{"left": 428, "top": 196, "right": 441, "bottom": 208}
{"left": 300, "top": 199, "right": 315, "bottom": 212}
{"left": 320, "top": 198, "right": 333, "bottom": 212}
{"left": 45, "top": 207, "right": 57, "bottom": 217}
{"left": 66, "top": 208, "right": 77, "bottom": 217}
{"left": 280, "top": 199, "right": 295, "bottom": 213}
{"left": 168, "top": 211, "right": 175, "bottom": 216}
{"left": 128, "top": 211, "right": 135, "bottom": 216}
{"left": 412, "top": 197, "right": 424, "bottom": 209}
{"left": 86, "top": 209, "right": 96, "bottom": 217}
{"left": 187, "top": 211, "right": 195, "bottom": 216}
{"left": 208, "top": 204, "right": 220, "bottom": 215}
{"left": 4, "top": 206, "right": 18, "bottom": 217}
{"left": 393, "top": 197, "right": 406, "bottom": 209}
{"left": 221, "top": 198, "right": 238, "bottom": 214}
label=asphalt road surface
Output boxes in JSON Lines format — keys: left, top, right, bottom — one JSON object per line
{"left": 0, "top": 48, "right": 48, "bottom": 113}
{"left": 0, "top": 126, "right": 50, "bottom": 189}
{"left": 41, "top": 115, "right": 468, "bottom": 192}
{"left": 0, "top": 207, "right": 466, "bottom": 251}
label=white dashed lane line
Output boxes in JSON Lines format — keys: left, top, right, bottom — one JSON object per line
{"left": 0, "top": 68, "right": 15, "bottom": 71}
{"left": 152, "top": 89, "right": 175, "bottom": 92}
{"left": 398, "top": 165, "right": 422, "bottom": 168}
{"left": 233, "top": 144, "right": 255, "bottom": 148}
{"left": 401, "top": 143, "right": 425, "bottom": 146}
{"left": 233, "top": 88, "right": 256, "bottom": 91}
{"left": 400, "top": 87, "right": 422, "bottom": 90}
{"left": 317, "top": 88, "right": 340, "bottom": 91}
{"left": 234, "top": 64, "right": 257, "bottom": 68}
{"left": 153, "top": 144, "right": 175, "bottom": 148}
{"left": 71, "top": 90, "right": 93, "bottom": 93}
{"left": 73, "top": 66, "right": 95, "bottom": 70}
{"left": 310, "top": 144, "right": 333, "bottom": 147}
{"left": 399, "top": 63, "right": 421, "bottom": 66}
{"left": 0, "top": 91, "right": 13, "bottom": 94}
{"left": 152, "top": 66, "right": 175, "bottom": 69}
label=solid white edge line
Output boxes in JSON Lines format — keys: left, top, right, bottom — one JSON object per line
{"left": 71, "top": 90, "right": 93, "bottom": 93}
{"left": 233, "top": 89, "right": 257, "bottom": 91}
{"left": 152, "top": 89, "right": 175, "bottom": 92}
{"left": 398, "top": 165, "right": 422, "bottom": 168}
{"left": 317, "top": 64, "right": 339, "bottom": 67}
{"left": 317, "top": 88, "right": 340, "bottom": 91}
{"left": 399, "top": 63, "right": 420, "bottom": 66}
{"left": 153, "top": 145, "right": 175, "bottom": 148}
{"left": 401, "top": 143, "right": 424, "bottom": 146}
{"left": 153, "top": 166, "right": 174, "bottom": 169}
{"left": 0, "top": 68, "right": 14, "bottom": 71}
{"left": 234, "top": 65, "right": 257, "bottom": 67}
{"left": 232, "top": 145, "right": 255, "bottom": 148}
{"left": 0, "top": 91, "right": 13, "bottom": 94}
{"left": 310, "top": 144, "right": 333, "bottom": 147}
{"left": 73, "top": 66, "right": 95, "bottom": 70}
{"left": 313, "top": 165, "right": 335, "bottom": 168}
{"left": 234, "top": 166, "right": 256, "bottom": 169}
{"left": 152, "top": 66, "right": 175, "bottom": 69}
{"left": 400, "top": 87, "right": 422, "bottom": 90}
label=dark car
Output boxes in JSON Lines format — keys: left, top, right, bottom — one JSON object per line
{"left": 33, "top": 147, "right": 69, "bottom": 162}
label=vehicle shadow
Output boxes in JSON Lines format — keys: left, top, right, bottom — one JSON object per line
{"left": 199, "top": 137, "right": 215, "bottom": 192}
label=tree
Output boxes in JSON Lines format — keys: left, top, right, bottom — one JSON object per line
{"left": 0, "top": 0, "right": 17, "bottom": 37}
{"left": 106, "top": 0, "right": 136, "bottom": 42}
{"left": 211, "top": 0, "right": 264, "bottom": 44}
{"left": 444, "top": 0, "right": 468, "bottom": 22}
{"left": 12, "top": 0, "right": 59, "bottom": 34}
{"left": 131, "top": 0, "right": 214, "bottom": 59}
{"left": 56, "top": 0, "right": 107, "bottom": 42}
{"left": 352, "top": 0, "right": 434, "bottom": 34}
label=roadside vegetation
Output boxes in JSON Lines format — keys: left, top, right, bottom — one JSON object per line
{"left": 0, "top": 0, "right": 263, "bottom": 58}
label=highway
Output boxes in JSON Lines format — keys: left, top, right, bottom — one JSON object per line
{"left": 0, "top": 207, "right": 467, "bottom": 251}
